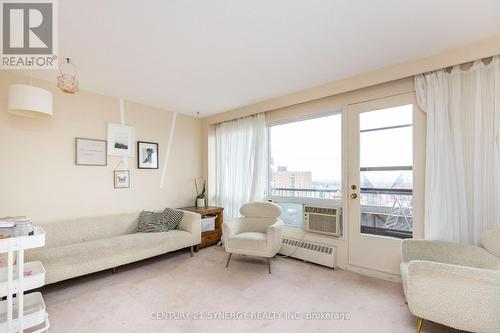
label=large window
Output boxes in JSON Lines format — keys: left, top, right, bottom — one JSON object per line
{"left": 359, "top": 105, "right": 413, "bottom": 238}
{"left": 269, "top": 113, "right": 342, "bottom": 203}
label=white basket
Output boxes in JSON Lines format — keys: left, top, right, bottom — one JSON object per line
{"left": 0, "top": 226, "right": 48, "bottom": 332}
{"left": 201, "top": 216, "right": 216, "bottom": 232}
{"left": 0, "top": 261, "right": 46, "bottom": 297}
{"left": 0, "top": 292, "right": 46, "bottom": 331}
{"left": 0, "top": 227, "right": 45, "bottom": 253}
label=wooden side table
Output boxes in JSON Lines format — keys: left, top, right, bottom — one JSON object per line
{"left": 178, "top": 206, "right": 223, "bottom": 252}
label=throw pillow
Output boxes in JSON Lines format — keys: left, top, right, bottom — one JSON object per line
{"left": 137, "top": 210, "right": 168, "bottom": 233}
{"left": 164, "top": 208, "right": 184, "bottom": 230}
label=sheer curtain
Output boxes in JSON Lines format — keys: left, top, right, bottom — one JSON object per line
{"left": 215, "top": 113, "right": 268, "bottom": 219}
{"left": 416, "top": 56, "right": 500, "bottom": 245}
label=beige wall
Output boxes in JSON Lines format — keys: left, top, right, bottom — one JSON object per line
{"left": 0, "top": 71, "right": 203, "bottom": 223}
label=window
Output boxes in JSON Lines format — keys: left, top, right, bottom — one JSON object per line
{"left": 359, "top": 105, "right": 413, "bottom": 238}
{"left": 269, "top": 113, "right": 342, "bottom": 227}
{"left": 278, "top": 203, "right": 304, "bottom": 228}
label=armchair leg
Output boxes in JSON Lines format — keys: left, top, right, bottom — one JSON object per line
{"left": 416, "top": 318, "right": 424, "bottom": 333}
{"left": 267, "top": 257, "right": 271, "bottom": 274}
{"left": 226, "top": 253, "right": 232, "bottom": 268}
{"left": 190, "top": 246, "right": 194, "bottom": 257}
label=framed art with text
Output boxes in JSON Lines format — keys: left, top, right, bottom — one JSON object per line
{"left": 75, "top": 138, "right": 107, "bottom": 166}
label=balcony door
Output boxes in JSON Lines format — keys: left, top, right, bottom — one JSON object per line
{"left": 347, "top": 93, "right": 425, "bottom": 275}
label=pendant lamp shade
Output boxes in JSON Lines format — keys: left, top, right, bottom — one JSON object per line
{"left": 8, "top": 84, "right": 53, "bottom": 118}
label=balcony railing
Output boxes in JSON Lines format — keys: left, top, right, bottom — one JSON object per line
{"left": 270, "top": 187, "right": 412, "bottom": 203}
{"left": 270, "top": 187, "right": 341, "bottom": 199}
{"left": 270, "top": 187, "right": 413, "bottom": 238}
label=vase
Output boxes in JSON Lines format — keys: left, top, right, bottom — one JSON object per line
{"left": 196, "top": 198, "right": 205, "bottom": 208}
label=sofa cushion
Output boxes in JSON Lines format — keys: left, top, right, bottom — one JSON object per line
{"left": 481, "top": 229, "right": 500, "bottom": 258}
{"left": 137, "top": 210, "right": 168, "bottom": 232}
{"left": 164, "top": 208, "right": 184, "bottom": 230}
{"left": 27, "top": 230, "right": 194, "bottom": 284}
{"left": 228, "top": 232, "right": 267, "bottom": 252}
{"left": 236, "top": 217, "right": 277, "bottom": 233}
{"left": 39, "top": 212, "right": 140, "bottom": 248}
{"left": 240, "top": 202, "right": 282, "bottom": 218}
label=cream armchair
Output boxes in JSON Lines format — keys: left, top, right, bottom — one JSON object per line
{"left": 222, "top": 202, "right": 284, "bottom": 274}
{"left": 400, "top": 230, "right": 500, "bottom": 333}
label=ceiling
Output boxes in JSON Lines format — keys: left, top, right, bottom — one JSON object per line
{"left": 21, "top": 0, "right": 500, "bottom": 116}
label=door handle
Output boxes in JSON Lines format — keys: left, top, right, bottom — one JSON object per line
{"left": 350, "top": 193, "right": 358, "bottom": 199}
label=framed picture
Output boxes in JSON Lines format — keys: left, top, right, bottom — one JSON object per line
{"left": 114, "top": 170, "right": 130, "bottom": 188}
{"left": 75, "top": 138, "right": 107, "bottom": 166}
{"left": 107, "top": 123, "right": 134, "bottom": 157}
{"left": 137, "top": 141, "right": 159, "bottom": 169}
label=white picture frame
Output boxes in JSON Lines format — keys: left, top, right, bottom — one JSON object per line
{"left": 75, "top": 138, "right": 107, "bottom": 166}
{"left": 107, "top": 123, "right": 134, "bottom": 157}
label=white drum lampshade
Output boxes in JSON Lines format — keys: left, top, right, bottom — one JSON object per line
{"left": 8, "top": 84, "right": 53, "bottom": 118}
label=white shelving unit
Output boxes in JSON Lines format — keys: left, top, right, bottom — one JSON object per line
{"left": 0, "top": 227, "right": 49, "bottom": 332}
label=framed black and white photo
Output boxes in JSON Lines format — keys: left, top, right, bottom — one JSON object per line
{"left": 107, "top": 123, "right": 134, "bottom": 157}
{"left": 75, "top": 138, "right": 107, "bottom": 166}
{"left": 114, "top": 170, "right": 130, "bottom": 188}
{"left": 137, "top": 141, "right": 159, "bottom": 169}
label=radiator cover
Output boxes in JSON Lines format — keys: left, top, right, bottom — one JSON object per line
{"left": 279, "top": 237, "right": 336, "bottom": 268}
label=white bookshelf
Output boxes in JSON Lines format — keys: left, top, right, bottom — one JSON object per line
{"left": 0, "top": 227, "right": 49, "bottom": 332}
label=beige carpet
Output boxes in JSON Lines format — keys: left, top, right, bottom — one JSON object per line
{"left": 42, "top": 247, "right": 461, "bottom": 333}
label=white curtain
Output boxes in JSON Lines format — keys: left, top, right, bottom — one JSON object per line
{"left": 416, "top": 56, "right": 500, "bottom": 245}
{"left": 215, "top": 113, "right": 268, "bottom": 219}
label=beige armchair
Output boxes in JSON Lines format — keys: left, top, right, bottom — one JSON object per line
{"left": 222, "top": 202, "right": 284, "bottom": 274}
{"left": 400, "top": 230, "right": 500, "bottom": 333}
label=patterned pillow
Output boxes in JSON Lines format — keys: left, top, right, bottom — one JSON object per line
{"left": 137, "top": 210, "right": 168, "bottom": 233}
{"left": 164, "top": 208, "right": 184, "bottom": 230}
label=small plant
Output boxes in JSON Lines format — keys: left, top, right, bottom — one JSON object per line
{"left": 195, "top": 179, "right": 206, "bottom": 199}
{"left": 195, "top": 178, "right": 206, "bottom": 207}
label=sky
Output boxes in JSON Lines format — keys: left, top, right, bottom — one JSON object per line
{"left": 269, "top": 104, "right": 413, "bottom": 185}
{"left": 270, "top": 113, "right": 342, "bottom": 182}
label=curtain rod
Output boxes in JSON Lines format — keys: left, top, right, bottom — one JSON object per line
{"left": 215, "top": 112, "right": 263, "bottom": 126}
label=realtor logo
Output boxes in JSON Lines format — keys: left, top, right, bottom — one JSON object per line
{"left": 1, "top": 0, "right": 58, "bottom": 69}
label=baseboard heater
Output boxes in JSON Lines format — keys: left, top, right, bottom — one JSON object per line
{"left": 279, "top": 237, "right": 336, "bottom": 268}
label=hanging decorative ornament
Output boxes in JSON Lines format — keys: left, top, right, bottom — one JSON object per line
{"left": 57, "top": 58, "right": 79, "bottom": 94}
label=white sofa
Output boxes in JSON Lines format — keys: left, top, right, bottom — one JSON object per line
{"left": 26, "top": 210, "right": 201, "bottom": 284}
{"left": 400, "top": 230, "right": 500, "bottom": 333}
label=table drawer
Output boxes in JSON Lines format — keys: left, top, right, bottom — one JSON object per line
{"left": 201, "top": 230, "right": 221, "bottom": 247}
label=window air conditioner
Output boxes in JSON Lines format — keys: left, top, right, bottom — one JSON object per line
{"left": 304, "top": 206, "right": 341, "bottom": 237}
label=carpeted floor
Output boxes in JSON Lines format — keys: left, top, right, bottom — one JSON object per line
{"left": 42, "top": 247, "right": 461, "bottom": 333}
